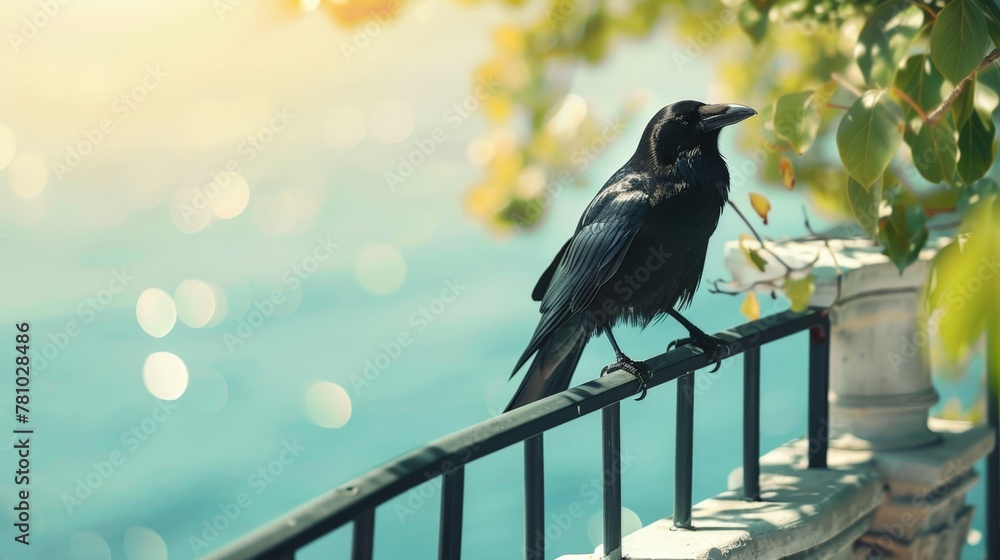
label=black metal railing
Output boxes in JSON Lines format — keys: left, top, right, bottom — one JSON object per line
{"left": 205, "top": 308, "right": 834, "bottom": 560}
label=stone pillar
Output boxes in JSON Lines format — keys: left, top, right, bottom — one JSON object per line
{"left": 827, "top": 259, "right": 939, "bottom": 450}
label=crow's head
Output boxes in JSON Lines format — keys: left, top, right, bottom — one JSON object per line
{"left": 641, "top": 100, "right": 756, "bottom": 165}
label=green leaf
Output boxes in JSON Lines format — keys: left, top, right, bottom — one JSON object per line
{"left": 880, "top": 203, "right": 928, "bottom": 273}
{"left": 930, "top": 0, "right": 990, "bottom": 85}
{"left": 784, "top": 275, "right": 816, "bottom": 313}
{"left": 772, "top": 82, "right": 837, "bottom": 154}
{"left": 747, "top": 249, "right": 767, "bottom": 272}
{"left": 739, "top": 234, "right": 768, "bottom": 272}
{"left": 957, "top": 177, "right": 1000, "bottom": 213}
{"left": 972, "top": 0, "right": 1000, "bottom": 49}
{"left": 952, "top": 80, "right": 976, "bottom": 128}
{"left": 738, "top": 3, "right": 769, "bottom": 45}
{"left": 926, "top": 205, "right": 1000, "bottom": 362}
{"left": 848, "top": 174, "right": 883, "bottom": 239}
{"left": 894, "top": 55, "right": 946, "bottom": 121}
{"left": 912, "top": 118, "right": 959, "bottom": 183}
{"left": 957, "top": 109, "right": 996, "bottom": 183}
{"left": 855, "top": 0, "right": 925, "bottom": 87}
{"left": 837, "top": 90, "right": 905, "bottom": 188}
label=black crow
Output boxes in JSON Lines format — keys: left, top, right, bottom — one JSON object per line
{"left": 506, "top": 100, "right": 757, "bottom": 411}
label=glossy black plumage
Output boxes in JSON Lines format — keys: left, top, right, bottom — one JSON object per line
{"left": 506, "top": 100, "right": 756, "bottom": 411}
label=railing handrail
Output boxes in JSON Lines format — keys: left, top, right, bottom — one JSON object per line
{"left": 205, "top": 308, "right": 829, "bottom": 560}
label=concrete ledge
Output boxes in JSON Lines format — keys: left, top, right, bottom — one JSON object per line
{"left": 559, "top": 442, "right": 882, "bottom": 560}
{"left": 558, "top": 421, "right": 992, "bottom": 560}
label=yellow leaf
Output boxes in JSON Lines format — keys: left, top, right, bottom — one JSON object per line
{"left": 483, "top": 94, "right": 513, "bottom": 123}
{"left": 490, "top": 151, "right": 523, "bottom": 186}
{"left": 749, "top": 192, "right": 772, "bottom": 225}
{"left": 492, "top": 25, "right": 525, "bottom": 56}
{"left": 463, "top": 183, "right": 506, "bottom": 219}
{"left": 741, "top": 291, "right": 761, "bottom": 321}
{"left": 784, "top": 275, "right": 816, "bottom": 313}
{"left": 778, "top": 156, "right": 796, "bottom": 190}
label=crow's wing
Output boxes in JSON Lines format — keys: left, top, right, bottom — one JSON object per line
{"left": 511, "top": 185, "right": 649, "bottom": 376}
{"left": 532, "top": 239, "right": 570, "bottom": 302}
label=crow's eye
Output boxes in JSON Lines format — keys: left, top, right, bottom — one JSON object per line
{"left": 678, "top": 116, "right": 690, "bottom": 126}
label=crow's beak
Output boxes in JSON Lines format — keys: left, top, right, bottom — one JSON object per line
{"left": 698, "top": 104, "right": 757, "bottom": 133}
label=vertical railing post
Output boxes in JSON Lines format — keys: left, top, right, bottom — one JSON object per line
{"left": 438, "top": 466, "right": 465, "bottom": 560}
{"left": 524, "top": 435, "right": 545, "bottom": 560}
{"left": 808, "top": 313, "right": 830, "bottom": 469}
{"left": 674, "top": 372, "right": 694, "bottom": 528}
{"left": 743, "top": 347, "right": 761, "bottom": 501}
{"left": 351, "top": 509, "right": 375, "bottom": 560}
{"left": 987, "top": 336, "right": 998, "bottom": 560}
{"left": 601, "top": 403, "right": 622, "bottom": 560}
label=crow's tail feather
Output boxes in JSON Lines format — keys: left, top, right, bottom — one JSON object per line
{"left": 505, "top": 318, "right": 588, "bottom": 412}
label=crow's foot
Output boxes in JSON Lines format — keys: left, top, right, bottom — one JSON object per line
{"left": 667, "top": 332, "right": 730, "bottom": 373}
{"left": 601, "top": 354, "right": 652, "bottom": 401}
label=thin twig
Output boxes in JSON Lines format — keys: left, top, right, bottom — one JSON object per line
{"left": 831, "top": 72, "right": 863, "bottom": 97}
{"left": 927, "top": 49, "right": 1000, "bottom": 123}
{"left": 707, "top": 278, "right": 782, "bottom": 296}
{"left": 906, "top": 0, "right": 937, "bottom": 19}
{"left": 891, "top": 86, "right": 927, "bottom": 122}
{"left": 728, "top": 200, "right": 793, "bottom": 269}
{"left": 731, "top": 201, "right": 821, "bottom": 273}
{"left": 826, "top": 103, "right": 851, "bottom": 111}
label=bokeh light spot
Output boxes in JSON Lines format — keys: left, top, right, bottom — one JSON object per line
{"left": 369, "top": 100, "right": 415, "bottom": 144}
{"left": 203, "top": 283, "right": 229, "bottom": 328}
{"left": 354, "top": 244, "right": 406, "bottom": 295}
{"left": 545, "top": 93, "right": 587, "bottom": 140}
{"left": 466, "top": 136, "right": 495, "bottom": 165}
{"left": 70, "top": 531, "right": 112, "bottom": 560}
{"left": 123, "top": 527, "right": 168, "bottom": 560}
{"left": 515, "top": 165, "right": 546, "bottom": 198}
{"left": 174, "top": 280, "right": 218, "bottom": 328}
{"left": 143, "top": 352, "right": 189, "bottom": 401}
{"left": 305, "top": 381, "right": 352, "bottom": 428}
{"left": 136, "top": 288, "right": 177, "bottom": 338}
{"left": 9, "top": 151, "right": 49, "bottom": 200}
{"left": 211, "top": 174, "right": 250, "bottom": 219}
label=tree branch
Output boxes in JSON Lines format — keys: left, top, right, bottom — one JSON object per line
{"left": 927, "top": 49, "right": 1000, "bottom": 123}
{"left": 891, "top": 86, "right": 927, "bottom": 122}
